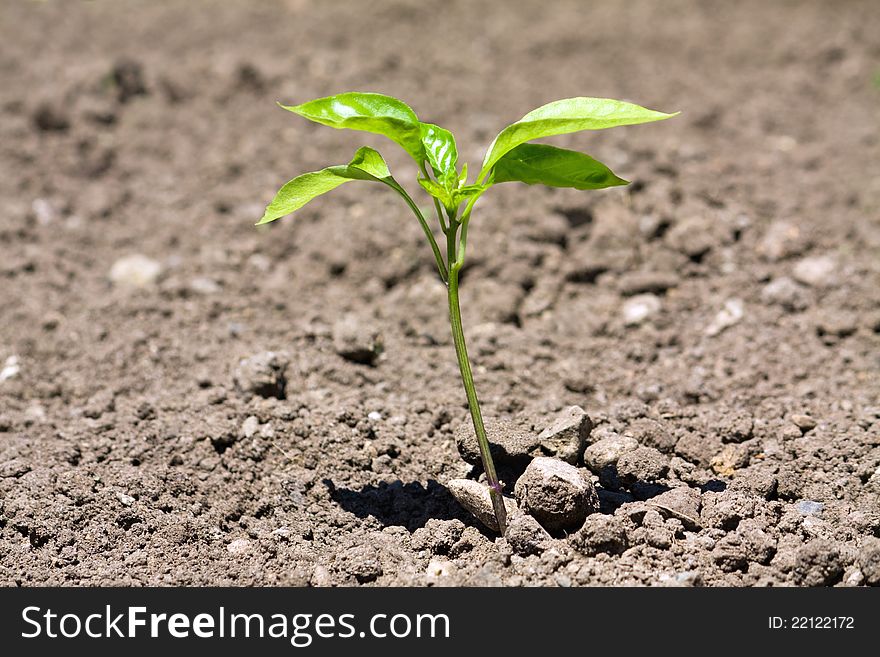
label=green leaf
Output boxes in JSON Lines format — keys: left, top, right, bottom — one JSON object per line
{"left": 492, "top": 143, "right": 627, "bottom": 190}
{"left": 257, "top": 147, "right": 392, "bottom": 225}
{"left": 480, "top": 97, "right": 677, "bottom": 181}
{"left": 280, "top": 92, "right": 424, "bottom": 162}
{"left": 420, "top": 123, "right": 458, "bottom": 185}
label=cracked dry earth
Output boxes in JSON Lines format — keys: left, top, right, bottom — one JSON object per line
{"left": 1, "top": 0, "right": 879, "bottom": 586}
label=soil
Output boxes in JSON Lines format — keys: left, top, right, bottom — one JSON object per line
{"left": 1, "top": 0, "right": 879, "bottom": 587}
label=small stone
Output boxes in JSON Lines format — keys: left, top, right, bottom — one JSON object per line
{"left": 796, "top": 500, "right": 824, "bottom": 517}
{"left": 240, "top": 415, "right": 260, "bottom": 439}
{"left": 705, "top": 298, "right": 744, "bottom": 336}
{"left": 367, "top": 411, "right": 382, "bottom": 421}
{"left": 455, "top": 417, "right": 537, "bottom": 469}
{"left": 332, "top": 316, "right": 383, "bottom": 365}
{"left": 446, "top": 479, "right": 518, "bottom": 533}
{"left": 857, "top": 538, "right": 880, "bottom": 586}
{"left": 504, "top": 513, "right": 551, "bottom": 556}
{"left": 109, "top": 254, "right": 162, "bottom": 289}
{"left": 227, "top": 538, "right": 252, "bottom": 555}
{"left": 584, "top": 434, "right": 640, "bottom": 472}
{"left": 791, "top": 414, "right": 817, "bottom": 432}
{"left": 514, "top": 457, "right": 599, "bottom": 533}
{"left": 622, "top": 294, "right": 662, "bottom": 326}
{"left": 648, "top": 487, "right": 702, "bottom": 530}
{"left": 711, "top": 443, "right": 751, "bottom": 476}
{"left": 536, "top": 405, "right": 592, "bottom": 464}
{"left": 189, "top": 276, "right": 221, "bottom": 295}
{"left": 618, "top": 271, "right": 680, "bottom": 296}
{"left": 616, "top": 446, "right": 669, "bottom": 487}
{"left": 116, "top": 492, "right": 135, "bottom": 507}
{"left": 761, "top": 277, "right": 808, "bottom": 312}
{"left": 0, "top": 356, "right": 21, "bottom": 382}
{"left": 572, "top": 514, "right": 630, "bottom": 556}
{"left": 756, "top": 220, "right": 805, "bottom": 261}
{"left": 792, "top": 255, "right": 836, "bottom": 287}
{"left": 233, "top": 351, "right": 288, "bottom": 399}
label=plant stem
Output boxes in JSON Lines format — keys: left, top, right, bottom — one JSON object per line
{"left": 446, "top": 229, "right": 507, "bottom": 533}
{"left": 388, "top": 180, "right": 447, "bottom": 283}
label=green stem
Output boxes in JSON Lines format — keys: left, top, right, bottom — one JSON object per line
{"left": 446, "top": 228, "right": 507, "bottom": 533}
{"left": 388, "top": 181, "right": 448, "bottom": 283}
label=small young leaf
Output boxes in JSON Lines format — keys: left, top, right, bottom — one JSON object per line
{"left": 420, "top": 123, "right": 458, "bottom": 185}
{"left": 480, "top": 97, "right": 677, "bottom": 181}
{"left": 418, "top": 177, "right": 455, "bottom": 211}
{"left": 257, "top": 147, "right": 392, "bottom": 225}
{"left": 492, "top": 143, "right": 627, "bottom": 190}
{"left": 280, "top": 92, "right": 424, "bottom": 162}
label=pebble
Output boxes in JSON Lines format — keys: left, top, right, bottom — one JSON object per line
{"left": 622, "top": 294, "right": 662, "bottom": 326}
{"left": 618, "top": 271, "right": 680, "bottom": 296}
{"left": 332, "top": 316, "right": 383, "bottom": 365}
{"left": 455, "top": 417, "right": 537, "bottom": 468}
{"left": 227, "top": 538, "right": 252, "bottom": 555}
{"left": 616, "top": 446, "right": 669, "bottom": 487}
{"left": 446, "top": 478, "right": 519, "bottom": 533}
{"left": 426, "top": 559, "right": 456, "bottom": 581}
{"left": 760, "top": 277, "right": 808, "bottom": 312}
{"left": 240, "top": 415, "right": 260, "bottom": 439}
{"left": 704, "top": 298, "right": 744, "bottom": 336}
{"left": 790, "top": 414, "right": 817, "bottom": 431}
{"left": 233, "top": 351, "right": 288, "bottom": 399}
{"left": 535, "top": 405, "right": 592, "bottom": 464}
{"left": 189, "top": 276, "right": 221, "bottom": 295}
{"left": 109, "top": 254, "right": 162, "bottom": 288}
{"left": 116, "top": 492, "right": 135, "bottom": 506}
{"left": 756, "top": 220, "right": 804, "bottom": 261}
{"left": 584, "top": 434, "right": 640, "bottom": 472}
{"left": 514, "top": 457, "right": 599, "bottom": 533}
{"left": 504, "top": 513, "right": 551, "bottom": 556}
{"left": 367, "top": 411, "right": 383, "bottom": 421}
{"left": 648, "top": 487, "right": 702, "bottom": 530}
{"left": 796, "top": 500, "right": 824, "bottom": 517}
{"left": 0, "top": 356, "right": 20, "bottom": 382}
{"left": 792, "top": 255, "right": 836, "bottom": 287}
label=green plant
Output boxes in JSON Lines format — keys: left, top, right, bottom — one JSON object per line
{"left": 258, "top": 92, "right": 676, "bottom": 532}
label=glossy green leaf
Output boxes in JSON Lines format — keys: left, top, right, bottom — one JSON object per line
{"left": 417, "top": 177, "right": 453, "bottom": 208}
{"left": 492, "top": 143, "right": 627, "bottom": 190}
{"left": 420, "top": 123, "right": 458, "bottom": 185}
{"left": 280, "top": 92, "right": 424, "bottom": 162}
{"left": 480, "top": 97, "right": 677, "bottom": 181}
{"left": 257, "top": 147, "right": 392, "bottom": 225}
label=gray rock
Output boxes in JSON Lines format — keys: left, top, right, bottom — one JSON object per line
{"left": 756, "top": 220, "right": 805, "bottom": 261}
{"left": 109, "top": 254, "right": 162, "bottom": 289}
{"left": 616, "top": 446, "right": 669, "bottom": 487}
{"left": 536, "top": 406, "right": 592, "bottom": 464}
{"left": 446, "top": 479, "right": 518, "bottom": 533}
{"left": 857, "top": 537, "right": 880, "bottom": 587}
{"left": 332, "top": 315, "right": 383, "bottom": 365}
{"left": 240, "top": 415, "right": 260, "bottom": 439}
{"left": 796, "top": 500, "right": 824, "bottom": 517}
{"left": 648, "top": 486, "right": 702, "bottom": 530}
{"left": 622, "top": 294, "right": 662, "bottom": 326}
{"left": 792, "top": 255, "right": 836, "bottom": 287}
{"left": 572, "top": 514, "right": 630, "bottom": 555}
{"left": 233, "top": 351, "right": 288, "bottom": 399}
{"left": 584, "top": 433, "right": 640, "bottom": 472}
{"left": 504, "top": 513, "right": 551, "bottom": 556}
{"left": 761, "top": 277, "right": 808, "bottom": 312}
{"left": 618, "top": 271, "right": 680, "bottom": 296}
{"left": 704, "top": 298, "right": 744, "bottom": 336}
{"left": 455, "top": 417, "right": 537, "bottom": 468}
{"left": 514, "top": 457, "right": 599, "bottom": 532}
{"left": 790, "top": 414, "right": 817, "bottom": 431}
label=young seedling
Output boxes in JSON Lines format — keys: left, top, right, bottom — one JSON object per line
{"left": 258, "top": 93, "right": 676, "bottom": 532}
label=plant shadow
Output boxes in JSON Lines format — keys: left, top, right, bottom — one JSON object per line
{"left": 324, "top": 478, "right": 473, "bottom": 532}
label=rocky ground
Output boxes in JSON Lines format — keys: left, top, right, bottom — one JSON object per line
{"left": 1, "top": 0, "right": 879, "bottom": 586}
